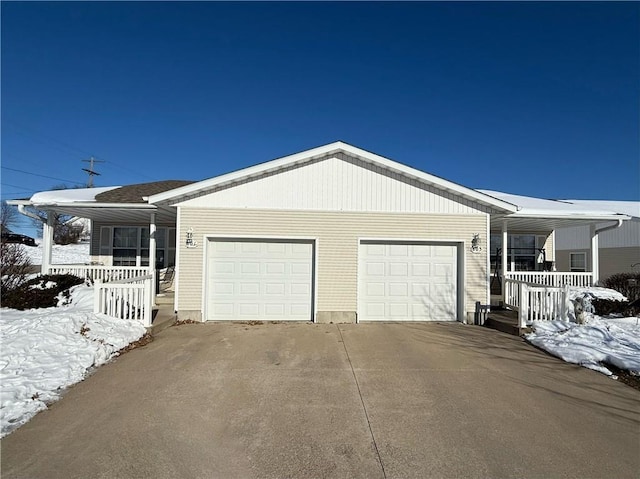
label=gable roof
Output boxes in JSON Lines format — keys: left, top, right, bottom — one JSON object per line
{"left": 148, "top": 141, "right": 519, "bottom": 213}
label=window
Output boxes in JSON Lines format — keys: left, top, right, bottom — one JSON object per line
{"left": 113, "top": 227, "right": 138, "bottom": 266}
{"left": 570, "top": 252, "right": 586, "bottom": 272}
{"left": 490, "top": 234, "right": 549, "bottom": 273}
{"left": 101, "top": 226, "right": 176, "bottom": 267}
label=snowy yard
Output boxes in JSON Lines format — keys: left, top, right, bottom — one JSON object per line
{"left": 525, "top": 287, "right": 640, "bottom": 379}
{"left": 0, "top": 284, "right": 146, "bottom": 438}
{"left": 21, "top": 240, "right": 90, "bottom": 265}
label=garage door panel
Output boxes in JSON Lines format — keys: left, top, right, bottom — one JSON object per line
{"left": 388, "top": 283, "right": 408, "bottom": 296}
{"left": 207, "top": 240, "right": 313, "bottom": 321}
{"left": 412, "top": 263, "right": 431, "bottom": 276}
{"left": 359, "top": 242, "right": 457, "bottom": 321}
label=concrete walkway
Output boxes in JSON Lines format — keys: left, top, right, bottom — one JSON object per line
{"left": 2, "top": 322, "right": 638, "bottom": 478}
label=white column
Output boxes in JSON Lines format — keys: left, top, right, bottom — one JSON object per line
{"left": 41, "top": 212, "right": 55, "bottom": 274}
{"left": 501, "top": 220, "right": 508, "bottom": 277}
{"left": 501, "top": 220, "right": 508, "bottom": 302}
{"left": 590, "top": 225, "right": 599, "bottom": 285}
{"left": 149, "top": 212, "right": 157, "bottom": 302}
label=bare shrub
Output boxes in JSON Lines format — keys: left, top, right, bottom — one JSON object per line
{"left": 1, "top": 242, "right": 32, "bottom": 292}
{"left": 54, "top": 223, "right": 83, "bottom": 245}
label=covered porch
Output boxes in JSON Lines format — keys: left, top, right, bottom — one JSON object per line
{"left": 9, "top": 182, "right": 187, "bottom": 328}
{"left": 477, "top": 189, "right": 630, "bottom": 333}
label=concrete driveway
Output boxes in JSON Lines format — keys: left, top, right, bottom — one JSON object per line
{"left": 2, "top": 322, "right": 638, "bottom": 479}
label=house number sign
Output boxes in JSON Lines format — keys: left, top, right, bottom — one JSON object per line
{"left": 186, "top": 228, "right": 198, "bottom": 248}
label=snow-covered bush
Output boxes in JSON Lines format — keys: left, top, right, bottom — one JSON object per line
{"left": 2, "top": 274, "right": 85, "bottom": 310}
{"left": 601, "top": 273, "right": 640, "bottom": 303}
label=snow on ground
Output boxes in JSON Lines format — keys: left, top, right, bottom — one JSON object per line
{"left": 525, "top": 286, "right": 640, "bottom": 377}
{"left": 0, "top": 284, "right": 146, "bottom": 438}
{"left": 20, "top": 240, "right": 90, "bottom": 266}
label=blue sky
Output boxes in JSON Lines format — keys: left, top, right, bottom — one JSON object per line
{"left": 2, "top": 2, "right": 638, "bottom": 235}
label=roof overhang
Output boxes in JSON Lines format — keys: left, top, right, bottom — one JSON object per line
{"left": 7, "top": 199, "right": 177, "bottom": 224}
{"left": 148, "top": 141, "right": 519, "bottom": 214}
{"left": 490, "top": 214, "right": 631, "bottom": 232}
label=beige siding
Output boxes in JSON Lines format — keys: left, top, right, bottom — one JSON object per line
{"left": 177, "top": 208, "right": 488, "bottom": 322}
{"left": 176, "top": 153, "right": 492, "bottom": 215}
{"left": 556, "top": 247, "right": 640, "bottom": 279}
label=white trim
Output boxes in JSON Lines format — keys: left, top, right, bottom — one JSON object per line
{"left": 174, "top": 207, "right": 181, "bottom": 314}
{"left": 508, "top": 212, "right": 629, "bottom": 221}
{"left": 486, "top": 213, "right": 491, "bottom": 307}
{"left": 356, "top": 238, "right": 464, "bottom": 322}
{"left": 148, "top": 142, "right": 519, "bottom": 213}
{"left": 201, "top": 235, "right": 317, "bottom": 322}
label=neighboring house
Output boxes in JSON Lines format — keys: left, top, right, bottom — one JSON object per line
{"left": 9, "top": 142, "right": 630, "bottom": 324}
{"left": 554, "top": 200, "right": 640, "bottom": 281}
{"left": 65, "top": 217, "right": 91, "bottom": 242}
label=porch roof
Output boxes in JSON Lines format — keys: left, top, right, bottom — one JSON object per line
{"left": 479, "top": 190, "right": 631, "bottom": 232}
{"left": 7, "top": 181, "right": 193, "bottom": 225}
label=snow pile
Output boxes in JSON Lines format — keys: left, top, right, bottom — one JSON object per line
{"left": 20, "top": 241, "right": 90, "bottom": 265}
{"left": 0, "top": 284, "right": 146, "bottom": 438}
{"left": 525, "top": 287, "right": 640, "bottom": 375}
{"left": 568, "top": 287, "right": 627, "bottom": 302}
{"left": 525, "top": 286, "right": 639, "bottom": 377}
{"left": 526, "top": 316, "right": 640, "bottom": 377}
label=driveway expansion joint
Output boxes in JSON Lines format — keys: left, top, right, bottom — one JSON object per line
{"left": 337, "top": 325, "right": 387, "bottom": 479}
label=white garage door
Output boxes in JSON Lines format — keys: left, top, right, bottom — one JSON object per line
{"left": 206, "top": 239, "right": 313, "bottom": 321}
{"left": 358, "top": 242, "right": 458, "bottom": 321}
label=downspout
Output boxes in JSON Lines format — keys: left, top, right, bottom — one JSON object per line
{"left": 17, "top": 204, "right": 44, "bottom": 223}
{"left": 591, "top": 219, "right": 624, "bottom": 284}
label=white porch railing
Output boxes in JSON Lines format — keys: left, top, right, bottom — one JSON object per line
{"left": 94, "top": 274, "right": 153, "bottom": 327}
{"left": 504, "top": 279, "right": 570, "bottom": 328}
{"left": 47, "top": 265, "right": 151, "bottom": 282}
{"left": 504, "top": 272, "right": 593, "bottom": 288}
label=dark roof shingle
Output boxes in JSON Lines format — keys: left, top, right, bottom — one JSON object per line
{"left": 95, "top": 180, "right": 195, "bottom": 204}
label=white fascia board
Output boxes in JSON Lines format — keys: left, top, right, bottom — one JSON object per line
{"left": 508, "top": 213, "right": 630, "bottom": 221}
{"left": 13, "top": 200, "right": 157, "bottom": 210}
{"left": 148, "top": 141, "right": 519, "bottom": 213}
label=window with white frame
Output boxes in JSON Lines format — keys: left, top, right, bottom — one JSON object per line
{"left": 101, "top": 226, "right": 176, "bottom": 267}
{"left": 570, "top": 252, "right": 587, "bottom": 272}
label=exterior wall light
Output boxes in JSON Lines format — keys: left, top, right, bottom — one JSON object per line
{"left": 471, "top": 233, "right": 482, "bottom": 253}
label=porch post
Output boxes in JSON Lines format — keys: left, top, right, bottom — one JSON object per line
{"left": 590, "top": 224, "right": 599, "bottom": 285}
{"left": 501, "top": 220, "right": 508, "bottom": 302}
{"left": 149, "top": 212, "right": 157, "bottom": 304}
{"left": 41, "top": 211, "right": 55, "bottom": 274}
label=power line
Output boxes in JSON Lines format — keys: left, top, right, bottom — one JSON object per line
{"left": 5, "top": 120, "right": 156, "bottom": 182}
{"left": 1, "top": 166, "right": 86, "bottom": 186}
{"left": 1, "top": 182, "right": 39, "bottom": 191}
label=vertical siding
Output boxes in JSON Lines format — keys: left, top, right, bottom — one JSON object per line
{"left": 556, "top": 220, "right": 640, "bottom": 250}
{"left": 177, "top": 208, "right": 487, "bottom": 320}
{"left": 176, "top": 153, "right": 492, "bottom": 215}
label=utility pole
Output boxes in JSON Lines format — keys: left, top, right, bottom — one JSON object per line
{"left": 82, "top": 157, "right": 105, "bottom": 187}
